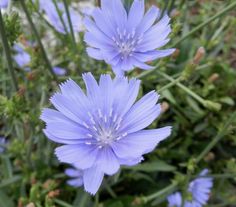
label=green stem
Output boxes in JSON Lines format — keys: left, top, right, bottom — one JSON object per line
{"left": 136, "top": 1, "right": 236, "bottom": 80}
{"left": 52, "top": 0, "right": 68, "bottom": 34}
{"left": 54, "top": 199, "right": 73, "bottom": 207}
{"left": 0, "top": 10, "right": 18, "bottom": 92}
{"left": 156, "top": 70, "right": 206, "bottom": 107}
{"left": 19, "top": 0, "right": 58, "bottom": 82}
{"left": 94, "top": 193, "right": 99, "bottom": 207}
{"left": 196, "top": 111, "right": 236, "bottom": 163}
{"left": 158, "top": 76, "right": 182, "bottom": 93}
{"left": 142, "top": 182, "right": 177, "bottom": 203}
{"left": 172, "top": 1, "right": 236, "bottom": 47}
{"left": 62, "top": 0, "right": 76, "bottom": 45}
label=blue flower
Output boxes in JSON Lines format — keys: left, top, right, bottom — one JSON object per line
{"left": 53, "top": 66, "right": 66, "bottom": 76}
{"left": 84, "top": 0, "right": 174, "bottom": 75}
{"left": 0, "top": 0, "right": 8, "bottom": 9}
{"left": 39, "top": 0, "right": 82, "bottom": 34}
{"left": 65, "top": 167, "right": 83, "bottom": 187}
{"left": 41, "top": 73, "right": 171, "bottom": 194}
{"left": 13, "top": 44, "right": 31, "bottom": 71}
{"left": 167, "top": 192, "right": 182, "bottom": 207}
{"left": 0, "top": 136, "right": 6, "bottom": 153}
{"left": 167, "top": 169, "right": 213, "bottom": 207}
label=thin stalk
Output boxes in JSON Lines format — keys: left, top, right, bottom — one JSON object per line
{"left": 158, "top": 76, "right": 182, "bottom": 93}
{"left": 94, "top": 193, "right": 99, "bottom": 207}
{"left": 173, "top": 1, "right": 236, "bottom": 47}
{"left": 62, "top": 0, "right": 76, "bottom": 45}
{"left": 0, "top": 10, "right": 18, "bottom": 92}
{"left": 142, "top": 182, "right": 177, "bottom": 203}
{"left": 54, "top": 199, "right": 73, "bottom": 207}
{"left": 196, "top": 111, "right": 236, "bottom": 163}
{"left": 156, "top": 70, "right": 206, "bottom": 107}
{"left": 19, "top": 0, "right": 58, "bottom": 82}
{"left": 52, "top": 0, "right": 68, "bottom": 34}
{"left": 136, "top": 1, "right": 236, "bottom": 80}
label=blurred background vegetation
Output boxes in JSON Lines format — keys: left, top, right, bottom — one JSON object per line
{"left": 0, "top": 0, "right": 236, "bottom": 206}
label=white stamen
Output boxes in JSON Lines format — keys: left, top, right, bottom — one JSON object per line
{"left": 83, "top": 122, "right": 89, "bottom": 129}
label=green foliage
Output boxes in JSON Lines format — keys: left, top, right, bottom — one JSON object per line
{"left": 0, "top": 0, "right": 236, "bottom": 206}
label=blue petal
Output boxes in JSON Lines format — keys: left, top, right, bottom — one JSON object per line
{"left": 60, "top": 79, "right": 92, "bottom": 117}
{"left": 65, "top": 168, "right": 83, "bottom": 177}
{"left": 84, "top": 16, "right": 112, "bottom": 42}
{"left": 82, "top": 73, "right": 102, "bottom": 108}
{"left": 133, "top": 49, "right": 175, "bottom": 62}
{"left": 118, "top": 91, "right": 160, "bottom": 134}
{"left": 96, "top": 147, "right": 120, "bottom": 175}
{"left": 67, "top": 178, "right": 83, "bottom": 187}
{"left": 87, "top": 47, "right": 103, "bottom": 60}
{"left": 113, "top": 77, "right": 140, "bottom": 117}
{"left": 136, "top": 6, "right": 160, "bottom": 34}
{"left": 45, "top": 121, "right": 89, "bottom": 140}
{"left": 130, "top": 57, "right": 154, "bottom": 70}
{"left": 112, "top": 127, "right": 171, "bottom": 159}
{"left": 127, "top": 0, "right": 144, "bottom": 29}
{"left": 43, "top": 129, "right": 92, "bottom": 144}
{"left": 91, "top": 8, "right": 116, "bottom": 37}
{"left": 83, "top": 166, "right": 104, "bottom": 195}
{"left": 111, "top": 0, "right": 127, "bottom": 29}
{"left": 99, "top": 74, "right": 114, "bottom": 116}
{"left": 50, "top": 93, "right": 87, "bottom": 125}
{"left": 118, "top": 157, "right": 143, "bottom": 166}
{"left": 55, "top": 144, "right": 99, "bottom": 169}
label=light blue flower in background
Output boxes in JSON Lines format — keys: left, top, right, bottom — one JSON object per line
{"left": 0, "top": 136, "right": 6, "bottom": 153}
{"left": 65, "top": 167, "right": 83, "bottom": 187}
{"left": 53, "top": 66, "right": 66, "bottom": 76}
{"left": 13, "top": 44, "right": 31, "bottom": 71}
{"left": 167, "top": 192, "right": 182, "bottom": 207}
{"left": 0, "top": 0, "right": 9, "bottom": 9}
{"left": 41, "top": 73, "right": 171, "bottom": 194}
{"left": 39, "top": 0, "right": 82, "bottom": 34}
{"left": 167, "top": 169, "right": 213, "bottom": 207}
{"left": 84, "top": 0, "right": 174, "bottom": 75}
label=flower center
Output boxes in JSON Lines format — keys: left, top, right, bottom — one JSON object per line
{"left": 112, "top": 28, "right": 143, "bottom": 59}
{"left": 83, "top": 109, "right": 128, "bottom": 148}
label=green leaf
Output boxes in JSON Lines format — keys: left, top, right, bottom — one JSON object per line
{"left": 0, "top": 175, "right": 22, "bottom": 188}
{"left": 0, "top": 190, "right": 14, "bottom": 207}
{"left": 123, "top": 160, "right": 176, "bottom": 172}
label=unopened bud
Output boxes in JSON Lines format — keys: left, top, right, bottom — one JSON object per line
{"left": 170, "top": 9, "right": 181, "bottom": 18}
{"left": 204, "top": 100, "right": 222, "bottom": 111}
{"left": 204, "top": 152, "right": 215, "bottom": 162}
{"left": 161, "top": 101, "right": 170, "bottom": 113}
{"left": 193, "top": 47, "right": 205, "bottom": 64}
{"left": 17, "top": 85, "right": 26, "bottom": 97}
{"left": 208, "top": 73, "right": 219, "bottom": 83}
{"left": 26, "top": 203, "right": 35, "bottom": 207}
{"left": 27, "top": 71, "right": 37, "bottom": 81}
{"left": 47, "top": 190, "right": 60, "bottom": 198}
{"left": 171, "top": 48, "right": 180, "bottom": 59}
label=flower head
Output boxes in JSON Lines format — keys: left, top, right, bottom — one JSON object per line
{"left": 0, "top": 0, "right": 9, "bottom": 9}
{"left": 65, "top": 167, "right": 83, "bottom": 187}
{"left": 53, "top": 66, "right": 66, "bottom": 76}
{"left": 167, "top": 169, "right": 213, "bottom": 207}
{"left": 167, "top": 192, "right": 182, "bottom": 207}
{"left": 84, "top": 0, "right": 174, "bottom": 75}
{"left": 0, "top": 136, "right": 6, "bottom": 153}
{"left": 41, "top": 73, "right": 171, "bottom": 194}
{"left": 185, "top": 169, "right": 213, "bottom": 206}
{"left": 39, "top": 0, "right": 82, "bottom": 34}
{"left": 13, "top": 44, "right": 31, "bottom": 71}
